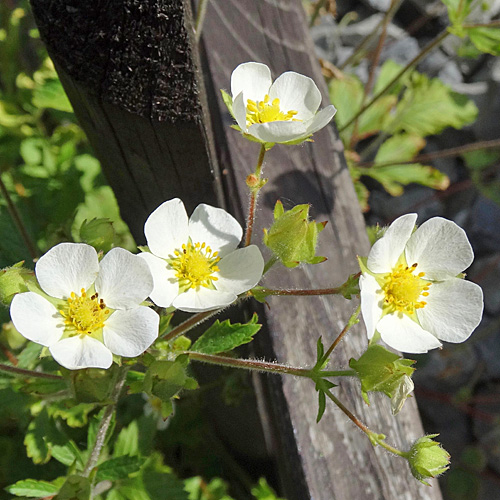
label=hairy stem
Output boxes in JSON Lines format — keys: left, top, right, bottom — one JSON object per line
{"left": 339, "top": 29, "right": 450, "bottom": 134}
{"left": 357, "top": 138, "right": 500, "bottom": 168}
{"left": 257, "top": 287, "right": 344, "bottom": 296}
{"left": 0, "top": 363, "right": 63, "bottom": 380}
{"left": 82, "top": 368, "right": 128, "bottom": 477}
{"left": 188, "top": 351, "right": 313, "bottom": 377}
{"left": 322, "top": 305, "right": 361, "bottom": 362}
{"left": 0, "top": 174, "right": 38, "bottom": 260}
{"left": 244, "top": 144, "right": 267, "bottom": 247}
{"left": 162, "top": 309, "right": 222, "bottom": 342}
{"left": 324, "top": 389, "right": 408, "bottom": 458}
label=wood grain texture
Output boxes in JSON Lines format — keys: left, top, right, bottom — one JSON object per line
{"left": 201, "top": 1, "right": 443, "bottom": 499}
{"left": 30, "top": 0, "right": 222, "bottom": 242}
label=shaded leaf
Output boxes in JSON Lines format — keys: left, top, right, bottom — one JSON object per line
{"left": 32, "top": 78, "right": 73, "bottom": 112}
{"left": 96, "top": 455, "right": 146, "bottom": 482}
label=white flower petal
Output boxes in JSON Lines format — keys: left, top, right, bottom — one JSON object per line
{"left": 231, "top": 62, "right": 272, "bottom": 104}
{"left": 35, "top": 243, "right": 99, "bottom": 299}
{"left": 269, "top": 71, "right": 321, "bottom": 120}
{"left": 377, "top": 313, "right": 442, "bottom": 353}
{"left": 10, "top": 292, "right": 64, "bottom": 346}
{"left": 233, "top": 92, "right": 248, "bottom": 131}
{"left": 188, "top": 204, "right": 242, "bottom": 257}
{"left": 248, "top": 121, "right": 308, "bottom": 144}
{"left": 138, "top": 253, "right": 179, "bottom": 308}
{"left": 144, "top": 198, "right": 189, "bottom": 258}
{"left": 367, "top": 214, "right": 418, "bottom": 273}
{"left": 96, "top": 248, "right": 153, "bottom": 309}
{"left": 103, "top": 307, "right": 159, "bottom": 357}
{"left": 49, "top": 336, "right": 113, "bottom": 370}
{"left": 215, "top": 246, "right": 264, "bottom": 295}
{"left": 359, "top": 274, "right": 384, "bottom": 339}
{"left": 417, "top": 278, "right": 483, "bottom": 343}
{"left": 304, "top": 105, "right": 336, "bottom": 135}
{"left": 172, "top": 287, "right": 237, "bottom": 313}
{"left": 405, "top": 217, "right": 474, "bottom": 279}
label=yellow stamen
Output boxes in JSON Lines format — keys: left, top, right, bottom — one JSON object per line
{"left": 170, "top": 241, "right": 221, "bottom": 290}
{"left": 59, "top": 288, "right": 109, "bottom": 335}
{"left": 246, "top": 94, "right": 300, "bottom": 126}
{"left": 381, "top": 263, "right": 431, "bottom": 315}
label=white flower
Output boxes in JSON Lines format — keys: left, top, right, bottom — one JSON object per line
{"left": 360, "top": 214, "right": 483, "bottom": 354}
{"left": 139, "top": 198, "right": 264, "bottom": 313}
{"left": 10, "top": 243, "right": 159, "bottom": 370}
{"left": 229, "top": 62, "right": 336, "bottom": 144}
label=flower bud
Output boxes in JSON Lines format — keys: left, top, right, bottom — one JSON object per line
{"left": 409, "top": 434, "right": 450, "bottom": 485}
{"left": 263, "top": 200, "right": 326, "bottom": 268}
{"left": 349, "top": 344, "right": 415, "bottom": 413}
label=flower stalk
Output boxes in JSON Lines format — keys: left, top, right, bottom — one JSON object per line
{"left": 245, "top": 144, "right": 267, "bottom": 247}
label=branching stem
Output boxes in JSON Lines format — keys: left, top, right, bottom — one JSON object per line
{"left": 0, "top": 363, "right": 62, "bottom": 380}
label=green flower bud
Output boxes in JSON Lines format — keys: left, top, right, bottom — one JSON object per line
{"left": 79, "top": 217, "right": 116, "bottom": 253}
{"left": 349, "top": 344, "right": 415, "bottom": 413}
{"left": 263, "top": 200, "right": 327, "bottom": 268}
{"left": 0, "top": 262, "right": 36, "bottom": 306}
{"left": 409, "top": 434, "right": 450, "bottom": 485}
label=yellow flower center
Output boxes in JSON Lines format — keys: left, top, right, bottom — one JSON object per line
{"left": 59, "top": 288, "right": 110, "bottom": 335}
{"left": 170, "top": 242, "right": 221, "bottom": 290}
{"left": 246, "top": 94, "right": 300, "bottom": 126}
{"left": 381, "top": 263, "right": 431, "bottom": 315}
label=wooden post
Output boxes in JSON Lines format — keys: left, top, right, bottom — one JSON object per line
{"left": 200, "top": 1, "right": 443, "bottom": 499}
{"left": 29, "top": 0, "right": 222, "bottom": 241}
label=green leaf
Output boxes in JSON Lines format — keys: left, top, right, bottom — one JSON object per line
{"left": 49, "top": 401, "right": 97, "bottom": 427}
{"left": 96, "top": 455, "right": 146, "bottom": 482}
{"left": 6, "top": 479, "right": 60, "bottom": 497}
{"left": 24, "top": 408, "right": 51, "bottom": 464}
{"left": 390, "top": 73, "right": 478, "bottom": 136}
{"left": 114, "top": 420, "right": 140, "bottom": 457}
{"left": 339, "top": 273, "right": 361, "bottom": 300}
{"left": 191, "top": 314, "right": 261, "bottom": 354}
{"left": 220, "top": 89, "right": 234, "bottom": 118}
{"left": 51, "top": 439, "right": 83, "bottom": 467}
{"left": 32, "top": 78, "right": 73, "bottom": 112}
{"left": 54, "top": 475, "right": 91, "bottom": 500}
{"left": 71, "top": 366, "right": 118, "bottom": 403}
{"left": 442, "top": 0, "right": 473, "bottom": 27}
{"left": 373, "top": 60, "right": 409, "bottom": 95}
{"left": 363, "top": 134, "right": 449, "bottom": 196}
{"left": 466, "top": 26, "right": 500, "bottom": 55}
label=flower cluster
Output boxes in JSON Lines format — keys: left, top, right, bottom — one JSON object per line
{"left": 360, "top": 214, "right": 483, "bottom": 353}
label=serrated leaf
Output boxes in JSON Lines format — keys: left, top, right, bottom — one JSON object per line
{"left": 191, "top": 314, "right": 261, "bottom": 354}
{"left": 6, "top": 479, "right": 60, "bottom": 497}
{"left": 390, "top": 73, "right": 478, "bottom": 136}
{"left": 363, "top": 134, "right": 449, "bottom": 196}
{"left": 24, "top": 408, "right": 51, "bottom": 464}
{"left": 142, "top": 469, "right": 190, "bottom": 500}
{"left": 96, "top": 455, "right": 146, "bottom": 482}
{"left": 466, "top": 26, "right": 500, "bottom": 55}
{"left": 54, "top": 475, "right": 91, "bottom": 500}
{"left": 50, "top": 401, "right": 96, "bottom": 427}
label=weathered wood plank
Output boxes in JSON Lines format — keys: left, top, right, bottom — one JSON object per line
{"left": 201, "top": 1, "right": 443, "bottom": 499}
{"left": 29, "top": 0, "right": 222, "bottom": 241}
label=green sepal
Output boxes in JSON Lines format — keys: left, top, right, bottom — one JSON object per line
{"left": 78, "top": 217, "right": 116, "bottom": 253}
{"left": 220, "top": 89, "right": 234, "bottom": 118}
{"left": 263, "top": 201, "right": 327, "bottom": 268}
{"left": 67, "top": 365, "right": 119, "bottom": 403}
{"left": 191, "top": 313, "right": 261, "bottom": 354}
{"left": 349, "top": 344, "right": 415, "bottom": 406}
{"left": 248, "top": 286, "right": 269, "bottom": 304}
{"left": 143, "top": 359, "right": 198, "bottom": 402}
{"left": 339, "top": 272, "right": 361, "bottom": 300}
